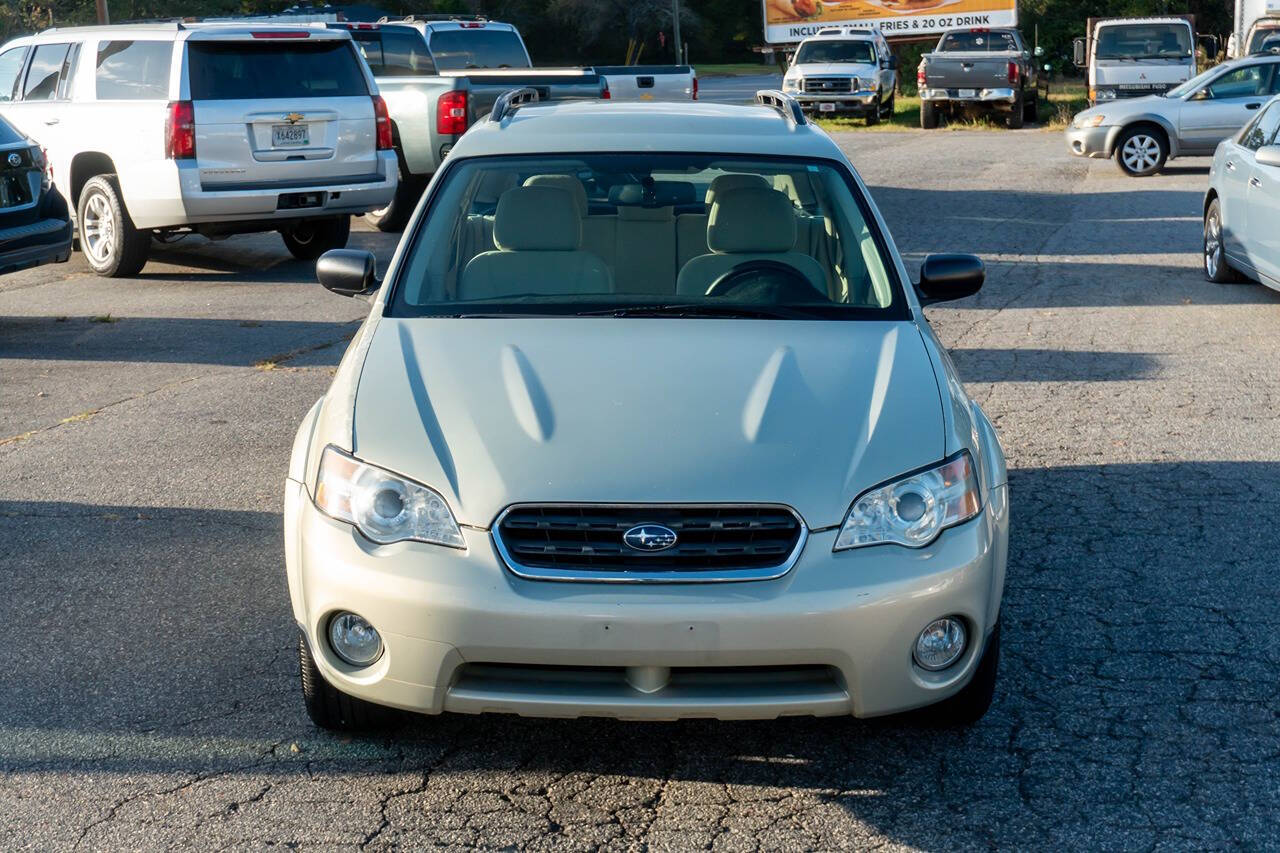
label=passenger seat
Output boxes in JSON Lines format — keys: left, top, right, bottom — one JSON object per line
{"left": 460, "top": 186, "right": 613, "bottom": 299}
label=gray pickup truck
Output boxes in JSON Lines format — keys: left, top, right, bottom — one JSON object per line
{"left": 333, "top": 19, "right": 606, "bottom": 231}
{"left": 917, "top": 27, "right": 1042, "bottom": 129}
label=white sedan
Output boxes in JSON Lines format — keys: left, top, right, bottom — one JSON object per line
{"left": 1203, "top": 94, "right": 1280, "bottom": 288}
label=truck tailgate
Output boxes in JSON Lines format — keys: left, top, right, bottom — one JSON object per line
{"left": 440, "top": 70, "right": 604, "bottom": 115}
{"left": 924, "top": 55, "right": 1011, "bottom": 90}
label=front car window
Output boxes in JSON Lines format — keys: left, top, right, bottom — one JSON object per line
{"left": 428, "top": 29, "right": 529, "bottom": 70}
{"left": 1095, "top": 24, "right": 1192, "bottom": 60}
{"left": 794, "top": 41, "right": 875, "bottom": 65}
{"left": 390, "top": 154, "right": 906, "bottom": 321}
{"left": 938, "top": 31, "right": 1016, "bottom": 52}
{"left": 0, "top": 46, "right": 29, "bottom": 102}
{"left": 1205, "top": 64, "right": 1271, "bottom": 99}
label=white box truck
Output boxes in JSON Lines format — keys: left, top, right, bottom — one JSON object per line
{"left": 1072, "top": 16, "right": 1200, "bottom": 107}
{"left": 1229, "top": 0, "right": 1280, "bottom": 57}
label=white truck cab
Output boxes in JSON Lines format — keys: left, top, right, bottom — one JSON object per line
{"left": 1074, "top": 17, "right": 1198, "bottom": 106}
{"left": 783, "top": 26, "right": 897, "bottom": 125}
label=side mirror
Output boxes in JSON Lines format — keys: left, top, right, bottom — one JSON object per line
{"left": 916, "top": 253, "right": 984, "bottom": 306}
{"left": 1072, "top": 37, "right": 1086, "bottom": 68}
{"left": 888, "top": 55, "right": 898, "bottom": 70}
{"left": 1191, "top": 88, "right": 1211, "bottom": 101}
{"left": 1257, "top": 145, "right": 1280, "bottom": 168}
{"left": 317, "top": 249, "right": 380, "bottom": 298}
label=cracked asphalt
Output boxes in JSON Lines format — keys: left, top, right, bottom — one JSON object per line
{"left": 2, "top": 130, "right": 1279, "bottom": 850}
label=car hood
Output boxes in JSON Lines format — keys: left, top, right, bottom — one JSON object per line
{"left": 1081, "top": 93, "right": 1171, "bottom": 123}
{"left": 351, "top": 318, "right": 944, "bottom": 529}
{"left": 790, "top": 62, "right": 876, "bottom": 77}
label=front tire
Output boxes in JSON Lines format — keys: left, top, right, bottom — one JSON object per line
{"left": 865, "top": 97, "right": 881, "bottom": 126}
{"left": 920, "top": 99, "right": 940, "bottom": 129}
{"left": 1005, "top": 94, "right": 1025, "bottom": 129}
{"left": 922, "top": 622, "right": 1000, "bottom": 726}
{"left": 299, "top": 633, "right": 399, "bottom": 731}
{"left": 1115, "top": 126, "right": 1168, "bottom": 177}
{"left": 77, "top": 175, "right": 151, "bottom": 277}
{"left": 1203, "top": 198, "right": 1243, "bottom": 283}
{"left": 281, "top": 216, "right": 351, "bottom": 261}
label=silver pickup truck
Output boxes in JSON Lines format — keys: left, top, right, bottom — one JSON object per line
{"left": 917, "top": 27, "right": 1043, "bottom": 129}
{"left": 588, "top": 66, "right": 697, "bottom": 100}
{"left": 334, "top": 18, "right": 606, "bottom": 231}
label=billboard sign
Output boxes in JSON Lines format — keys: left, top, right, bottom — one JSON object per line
{"left": 763, "top": 0, "right": 1018, "bottom": 44}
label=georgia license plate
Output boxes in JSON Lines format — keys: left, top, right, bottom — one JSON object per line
{"left": 271, "top": 124, "right": 309, "bottom": 147}
{"left": 818, "top": 102, "right": 836, "bottom": 112}
{"left": 958, "top": 88, "right": 977, "bottom": 99}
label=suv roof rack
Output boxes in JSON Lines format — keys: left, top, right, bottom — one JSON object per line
{"left": 755, "top": 90, "right": 807, "bottom": 127}
{"left": 490, "top": 87, "right": 540, "bottom": 123}
{"left": 377, "top": 14, "right": 489, "bottom": 23}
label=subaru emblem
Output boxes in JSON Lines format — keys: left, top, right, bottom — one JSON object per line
{"left": 6, "top": 152, "right": 19, "bottom": 167}
{"left": 623, "top": 524, "right": 678, "bottom": 552}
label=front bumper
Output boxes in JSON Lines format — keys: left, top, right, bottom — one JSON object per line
{"left": 285, "top": 480, "right": 1010, "bottom": 721}
{"left": 920, "top": 87, "right": 1017, "bottom": 105}
{"left": 1066, "top": 125, "right": 1113, "bottom": 159}
{"left": 795, "top": 91, "right": 878, "bottom": 114}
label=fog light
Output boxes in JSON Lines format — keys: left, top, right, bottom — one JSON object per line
{"left": 327, "top": 612, "right": 383, "bottom": 666}
{"left": 913, "top": 617, "right": 967, "bottom": 671}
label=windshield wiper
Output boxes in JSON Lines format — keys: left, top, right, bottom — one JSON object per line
{"left": 575, "top": 303, "right": 822, "bottom": 320}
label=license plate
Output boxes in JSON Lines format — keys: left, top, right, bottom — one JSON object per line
{"left": 958, "top": 88, "right": 977, "bottom": 99}
{"left": 271, "top": 124, "right": 309, "bottom": 147}
{"left": 818, "top": 102, "right": 836, "bottom": 112}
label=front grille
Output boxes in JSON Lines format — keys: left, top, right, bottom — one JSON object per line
{"left": 802, "top": 77, "right": 854, "bottom": 93}
{"left": 494, "top": 504, "right": 806, "bottom": 582}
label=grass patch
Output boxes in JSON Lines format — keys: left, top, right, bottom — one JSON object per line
{"left": 696, "top": 63, "right": 781, "bottom": 77}
{"left": 816, "top": 81, "right": 1089, "bottom": 133}
{"left": 89, "top": 314, "right": 118, "bottom": 324}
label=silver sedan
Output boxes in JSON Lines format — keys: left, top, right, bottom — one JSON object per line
{"left": 1067, "top": 54, "right": 1280, "bottom": 176}
{"left": 1203, "top": 94, "right": 1280, "bottom": 288}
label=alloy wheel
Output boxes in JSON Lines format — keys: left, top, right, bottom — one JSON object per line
{"left": 1204, "top": 209, "right": 1222, "bottom": 278}
{"left": 81, "top": 191, "right": 115, "bottom": 267}
{"left": 1121, "top": 134, "right": 1161, "bottom": 174}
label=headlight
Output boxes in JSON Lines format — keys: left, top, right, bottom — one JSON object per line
{"left": 1094, "top": 89, "right": 1117, "bottom": 101}
{"left": 834, "top": 452, "right": 981, "bottom": 551}
{"left": 314, "top": 445, "right": 465, "bottom": 548}
{"left": 783, "top": 77, "right": 800, "bottom": 93}
{"left": 1075, "top": 113, "right": 1106, "bottom": 128}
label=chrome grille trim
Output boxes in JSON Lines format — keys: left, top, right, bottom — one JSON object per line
{"left": 491, "top": 503, "right": 809, "bottom": 584}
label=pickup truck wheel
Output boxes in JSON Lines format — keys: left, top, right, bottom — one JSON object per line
{"left": 1203, "top": 199, "right": 1243, "bottom": 283}
{"left": 920, "top": 621, "right": 1000, "bottom": 727}
{"left": 364, "top": 162, "right": 422, "bottom": 233}
{"left": 281, "top": 216, "right": 351, "bottom": 261}
{"left": 865, "top": 98, "right": 881, "bottom": 126}
{"left": 299, "top": 633, "right": 401, "bottom": 731}
{"left": 77, "top": 175, "right": 151, "bottom": 277}
{"left": 1005, "top": 95, "right": 1025, "bottom": 129}
{"left": 881, "top": 93, "right": 895, "bottom": 118}
{"left": 920, "top": 99, "right": 940, "bottom": 129}
{"left": 1115, "top": 126, "right": 1168, "bottom": 176}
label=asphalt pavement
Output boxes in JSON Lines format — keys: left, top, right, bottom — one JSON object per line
{"left": 2, "top": 131, "right": 1279, "bottom": 849}
{"left": 695, "top": 73, "right": 782, "bottom": 104}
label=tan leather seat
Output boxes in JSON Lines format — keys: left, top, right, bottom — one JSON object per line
{"left": 460, "top": 185, "right": 612, "bottom": 300}
{"left": 677, "top": 173, "right": 773, "bottom": 271}
{"left": 676, "top": 186, "right": 829, "bottom": 298}
{"left": 523, "top": 174, "right": 617, "bottom": 272}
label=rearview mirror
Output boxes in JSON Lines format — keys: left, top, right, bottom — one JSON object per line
{"left": 1257, "top": 145, "right": 1280, "bottom": 168}
{"left": 1072, "top": 37, "right": 1086, "bottom": 68}
{"left": 916, "top": 253, "right": 984, "bottom": 306}
{"left": 317, "top": 249, "right": 380, "bottom": 298}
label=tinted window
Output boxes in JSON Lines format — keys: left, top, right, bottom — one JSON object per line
{"left": 1095, "top": 24, "right": 1192, "bottom": 60}
{"left": 794, "top": 41, "right": 875, "bottom": 65}
{"left": 0, "top": 115, "right": 24, "bottom": 145}
{"left": 1241, "top": 103, "right": 1280, "bottom": 150}
{"left": 352, "top": 27, "right": 435, "bottom": 76}
{"left": 938, "top": 31, "right": 1016, "bottom": 52}
{"left": 428, "top": 29, "right": 529, "bottom": 70}
{"left": 96, "top": 40, "right": 172, "bottom": 100}
{"left": 22, "top": 43, "right": 70, "bottom": 101}
{"left": 1206, "top": 65, "right": 1269, "bottom": 99}
{"left": 187, "top": 40, "right": 369, "bottom": 100}
{"left": 0, "top": 46, "right": 29, "bottom": 102}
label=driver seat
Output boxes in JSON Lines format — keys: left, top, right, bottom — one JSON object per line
{"left": 675, "top": 187, "right": 828, "bottom": 298}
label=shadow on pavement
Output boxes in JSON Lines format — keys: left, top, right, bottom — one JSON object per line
{"left": 948, "top": 347, "right": 1162, "bottom": 382}
{"left": 2, "top": 460, "right": 1276, "bottom": 845}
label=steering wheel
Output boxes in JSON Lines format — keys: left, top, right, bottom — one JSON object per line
{"left": 705, "top": 260, "right": 822, "bottom": 302}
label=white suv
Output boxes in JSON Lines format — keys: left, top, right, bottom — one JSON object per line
{"left": 0, "top": 23, "right": 397, "bottom": 276}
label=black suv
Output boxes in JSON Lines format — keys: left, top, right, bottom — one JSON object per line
{"left": 0, "top": 114, "right": 72, "bottom": 276}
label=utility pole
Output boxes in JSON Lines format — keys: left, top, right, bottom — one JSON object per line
{"left": 95, "top": 0, "right": 110, "bottom": 25}
{"left": 671, "top": 0, "right": 682, "bottom": 65}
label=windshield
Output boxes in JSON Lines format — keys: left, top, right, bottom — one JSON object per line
{"left": 389, "top": 153, "right": 906, "bottom": 321}
{"left": 1248, "top": 27, "right": 1280, "bottom": 54}
{"left": 1095, "top": 23, "right": 1192, "bottom": 59}
{"left": 938, "top": 30, "right": 1016, "bottom": 52}
{"left": 794, "top": 40, "right": 875, "bottom": 65}
{"left": 350, "top": 26, "right": 436, "bottom": 76}
{"left": 429, "top": 29, "right": 530, "bottom": 70}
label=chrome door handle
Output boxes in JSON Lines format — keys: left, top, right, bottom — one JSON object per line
{"left": 1225, "top": 160, "right": 1237, "bottom": 170}
{"left": 1251, "top": 177, "right": 1263, "bottom": 188}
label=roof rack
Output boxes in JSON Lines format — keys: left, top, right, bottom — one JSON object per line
{"left": 755, "top": 90, "right": 806, "bottom": 127}
{"left": 377, "top": 14, "right": 489, "bottom": 24}
{"left": 490, "top": 87, "right": 540, "bottom": 123}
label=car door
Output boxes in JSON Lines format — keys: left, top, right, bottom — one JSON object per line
{"left": 1221, "top": 103, "right": 1279, "bottom": 262}
{"left": 1243, "top": 105, "right": 1280, "bottom": 282}
{"left": 1178, "top": 63, "right": 1273, "bottom": 153}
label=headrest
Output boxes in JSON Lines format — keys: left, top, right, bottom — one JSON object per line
{"left": 474, "top": 170, "right": 518, "bottom": 204}
{"left": 608, "top": 181, "right": 697, "bottom": 207}
{"left": 493, "top": 186, "right": 582, "bottom": 252}
{"left": 773, "top": 173, "right": 816, "bottom": 208}
{"left": 523, "top": 174, "right": 588, "bottom": 218}
{"left": 707, "top": 187, "right": 797, "bottom": 254}
{"left": 705, "top": 173, "right": 770, "bottom": 207}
